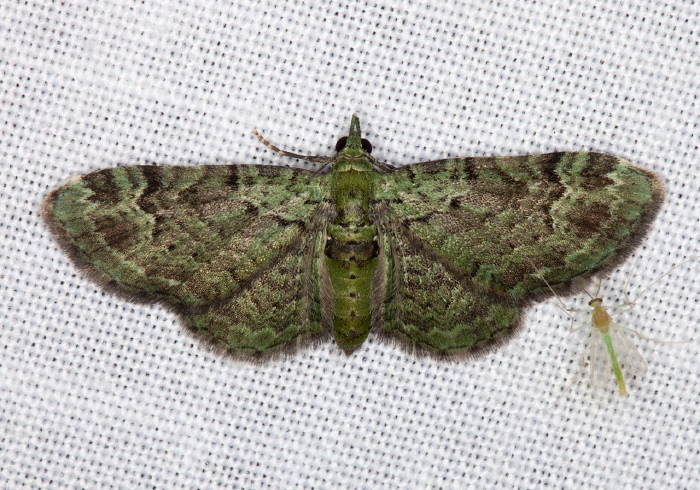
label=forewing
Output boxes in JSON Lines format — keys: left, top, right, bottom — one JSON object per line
{"left": 44, "top": 164, "right": 334, "bottom": 357}
{"left": 371, "top": 203, "right": 522, "bottom": 359}
{"left": 44, "top": 164, "right": 330, "bottom": 306}
{"left": 376, "top": 152, "right": 663, "bottom": 302}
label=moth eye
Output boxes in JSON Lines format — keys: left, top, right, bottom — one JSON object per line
{"left": 361, "top": 138, "right": 373, "bottom": 154}
{"left": 335, "top": 136, "right": 348, "bottom": 152}
{"left": 334, "top": 136, "right": 373, "bottom": 154}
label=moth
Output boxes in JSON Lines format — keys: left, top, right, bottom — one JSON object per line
{"left": 547, "top": 255, "right": 697, "bottom": 398}
{"left": 43, "top": 114, "right": 664, "bottom": 361}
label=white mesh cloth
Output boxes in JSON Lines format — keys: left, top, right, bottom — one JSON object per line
{"left": 1, "top": 1, "right": 699, "bottom": 488}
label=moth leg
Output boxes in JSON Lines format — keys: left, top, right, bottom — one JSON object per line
{"left": 560, "top": 307, "right": 590, "bottom": 313}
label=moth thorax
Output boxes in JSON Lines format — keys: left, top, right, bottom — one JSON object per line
{"left": 590, "top": 299, "right": 612, "bottom": 332}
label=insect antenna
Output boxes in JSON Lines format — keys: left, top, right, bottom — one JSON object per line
{"left": 252, "top": 129, "right": 335, "bottom": 167}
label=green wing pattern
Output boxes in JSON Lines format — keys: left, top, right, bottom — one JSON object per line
{"left": 372, "top": 202, "right": 522, "bottom": 358}
{"left": 44, "top": 142, "right": 663, "bottom": 360}
{"left": 44, "top": 164, "right": 333, "bottom": 359}
{"left": 373, "top": 152, "right": 663, "bottom": 357}
{"left": 186, "top": 224, "right": 333, "bottom": 358}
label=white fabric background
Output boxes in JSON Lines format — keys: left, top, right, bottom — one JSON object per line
{"left": 2, "top": 1, "right": 699, "bottom": 488}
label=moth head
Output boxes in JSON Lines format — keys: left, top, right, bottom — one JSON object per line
{"left": 335, "top": 113, "right": 373, "bottom": 155}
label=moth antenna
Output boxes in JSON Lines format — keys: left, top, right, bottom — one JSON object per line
{"left": 252, "top": 129, "right": 334, "bottom": 165}
{"left": 312, "top": 160, "right": 335, "bottom": 175}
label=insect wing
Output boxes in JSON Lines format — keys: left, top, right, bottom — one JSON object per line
{"left": 376, "top": 152, "right": 663, "bottom": 301}
{"left": 589, "top": 329, "right": 615, "bottom": 389}
{"left": 609, "top": 325, "right": 648, "bottom": 377}
{"left": 43, "top": 164, "right": 335, "bottom": 359}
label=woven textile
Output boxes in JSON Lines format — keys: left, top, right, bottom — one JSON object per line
{"left": 2, "top": 1, "right": 698, "bottom": 488}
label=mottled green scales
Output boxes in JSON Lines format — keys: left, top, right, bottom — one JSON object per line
{"left": 43, "top": 115, "right": 664, "bottom": 360}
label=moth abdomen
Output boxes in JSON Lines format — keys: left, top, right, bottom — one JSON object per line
{"left": 325, "top": 254, "right": 378, "bottom": 353}
{"left": 325, "top": 221, "right": 381, "bottom": 353}
{"left": 325, "top": 237, "right": 379, "bottom": 262}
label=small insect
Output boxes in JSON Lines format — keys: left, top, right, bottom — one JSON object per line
{"left": 547, "top": 254, "right": 698, "bottom": 399}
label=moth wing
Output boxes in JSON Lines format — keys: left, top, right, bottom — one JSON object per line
{"left": 44, "top": 164, "right": 334, "bottom": 358}
{"left": 185, "top": 222, "right": 334, "bottom": 360}
{"left": 370, "top": 202, "right": 522, "bottom": 359}
{"left": 376, "top": 152, "right": 664, "bottom": 303}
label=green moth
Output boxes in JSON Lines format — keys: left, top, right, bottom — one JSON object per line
{"left": 43, "top": 114, "right": 664, "bottom": 361}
